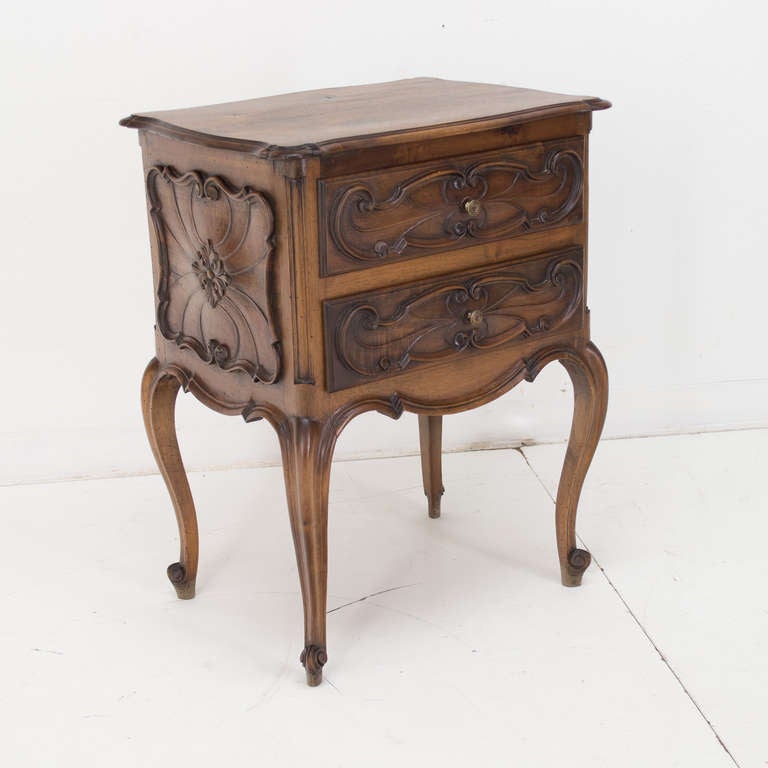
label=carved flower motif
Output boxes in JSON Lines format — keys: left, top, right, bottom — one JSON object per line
{"left": 192, "top": 240, "right": 230, "bottom": 307}
{"left": 147, "top": 166, "right": 279, "bottom": 383}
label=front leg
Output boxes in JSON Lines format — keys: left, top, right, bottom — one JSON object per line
{"left": 526, "top": 341, "right": 608, "bottom": 586}
{"left": 277, "top": 416, "right": 338, "bottom": 686}
{"left": 555, "top": 341, "right": 608, "bottom": 586}
{"left": 141, "top": 358, "right": 199, "bottom": 599}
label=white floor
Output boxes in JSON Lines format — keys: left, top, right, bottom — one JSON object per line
{"left": 2, "top": 430, "right": 765, "bottom": 767}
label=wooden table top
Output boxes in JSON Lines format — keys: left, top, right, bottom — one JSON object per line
{"left": 120, "top": 77, "right": 610, "bottom": 158}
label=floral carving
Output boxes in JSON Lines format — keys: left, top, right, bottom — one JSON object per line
{"left": 146, "top": 166, "right": 279, "bottom": 383}
{"left": 192, "top": 240, "right": 231, "bottom": 307}
{"left": 324, "top": 249, "right": 583, "bottom": 391}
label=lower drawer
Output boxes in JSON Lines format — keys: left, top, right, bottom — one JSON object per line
{"left": 323, "top": 246, "right": 584, "bottom": 392}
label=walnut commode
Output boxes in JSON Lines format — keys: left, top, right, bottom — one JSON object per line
{"left": 122, "top": 78, "right": 610, "bottom": 686}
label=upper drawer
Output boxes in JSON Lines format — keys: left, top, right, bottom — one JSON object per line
{"left": 318, "top": 136, "right": 584, "bottom": 276}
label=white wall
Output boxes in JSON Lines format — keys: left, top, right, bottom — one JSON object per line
{"left": 2, "top": 0, "right": 767, "bottom": 484}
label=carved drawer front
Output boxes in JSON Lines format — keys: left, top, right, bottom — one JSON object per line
{"left": 319, "top": 137, "right": 584, "bottom": 276}
{"left": 147, "top": 166, "right": 280, "bottom": 383}
{"left": 323, "top": 247, "right": 584, "bottom": 392}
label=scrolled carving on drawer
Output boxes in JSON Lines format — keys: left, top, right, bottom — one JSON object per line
{"left": 323, "top": 139, "right": 583, "bottom": 272}
{"left": 147, "top": 166, "right": 280, "bottom": 383}
{"left": 325, "top": 250, "right": 583, "bottom": 390}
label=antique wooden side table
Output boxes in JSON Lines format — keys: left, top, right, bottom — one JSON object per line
{"left": 121, "top": 78, "right": 610, "bottom": 686}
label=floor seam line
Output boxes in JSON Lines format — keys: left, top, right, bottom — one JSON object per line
{"left": 516, "top": 446, "right": 556, "bottom": 500}
{"left": 517, "top": 445, "right": 742, "bottom": 768}
{"left": 5, "top": 426, "right": 766, "bottom": 489}
{"left": 326, "top": 583, "right": 419, "bottom": 614}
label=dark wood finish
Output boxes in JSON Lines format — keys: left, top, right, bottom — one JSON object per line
{"left": 323, "top": 247, "right": 584, "bottom": 391}
{"left": 120, "top": 77, "right": 609, "bottom": 158}
{"left": 141, "top": 358, "right": 199, "bottom": 599}
{"left": 418, "top": 415, "right": 444, "bottom": 519}
{"left": 319, "top": 137, "right": 584, "bottom": 275}
{"left": 525, "top": 342, "right": 608, "bottom": 586}
{"left": 123, "top": 78, "right": 610, "bottom": 686}
{"left": 277, "top": 417, "right": 337, "bottom": 686}
{"left": 146, "top": 166, "right": 280, "bottom": 382}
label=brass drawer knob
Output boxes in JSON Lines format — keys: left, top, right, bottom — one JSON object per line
{"left": 464, "top": 199, "right": 482, "bottom": 217}
{"left": 465, "top": 309, "right": 484, "bottom": 326}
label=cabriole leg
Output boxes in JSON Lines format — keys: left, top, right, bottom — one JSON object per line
{"left": 277, "top": 416, "right": 338, "bottom": 686}
{"left": 141, "top": 358, "right": 199, "bottom": 599}
{"left": 556, "top": 342, "right": 609, "bottom": 586}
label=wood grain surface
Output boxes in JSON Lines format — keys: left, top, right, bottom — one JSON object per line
{"left": 123, "top": 78, "right": 610, "bottom": 686}
{"left": 121, "top": 77, "right": 609, "bottom": 157}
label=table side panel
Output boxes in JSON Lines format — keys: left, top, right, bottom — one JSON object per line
{"left": 137, "top": 133, "right": 300, "bottom": 413}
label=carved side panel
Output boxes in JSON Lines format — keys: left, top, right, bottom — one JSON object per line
{"left": 147, "top": 166, "right": 280, "bottom": 383}
{"left": 319, "top": 137, "right": 584, "bottom": 275}
{"left": 323, "top": 247, "right": 584, "bottom": 391}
